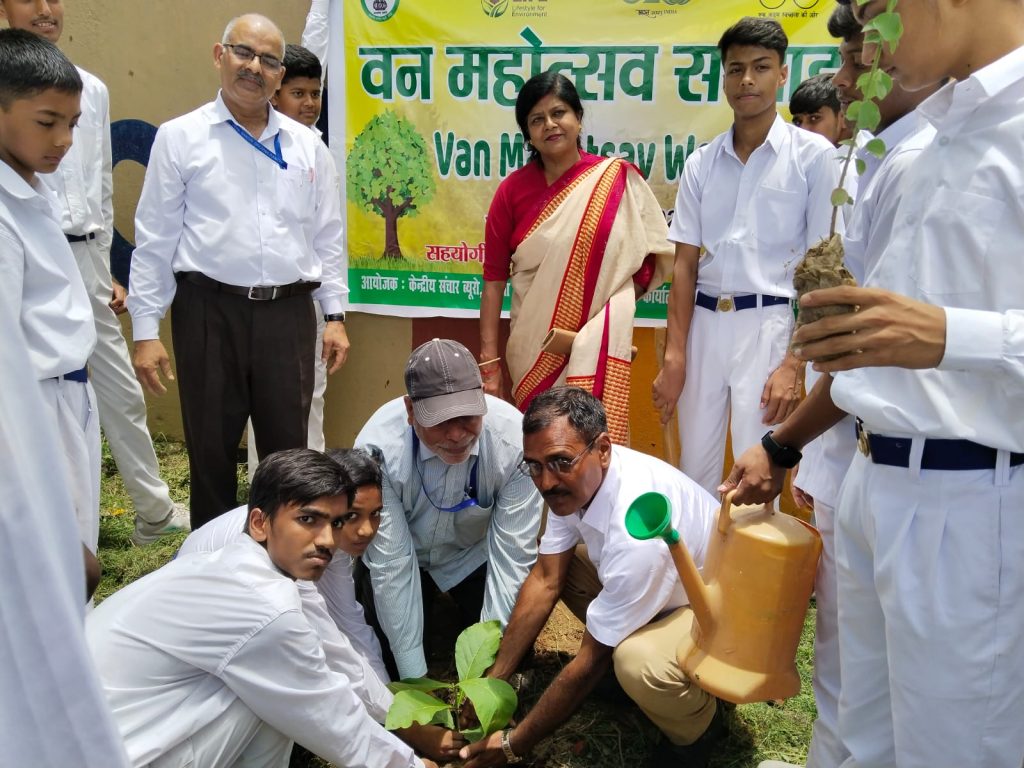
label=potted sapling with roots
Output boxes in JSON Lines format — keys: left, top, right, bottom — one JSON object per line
{"left": 792, "top": 0, "right": 903, "bottom": 353}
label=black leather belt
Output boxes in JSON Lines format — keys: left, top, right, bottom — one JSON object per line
{"left": 55, "top": 366, "right": 88, "bottom": 383}
{"left": 177, "top": 271, "right": 319, "bottom": 301}
{"left": 855, "top": 420, "right": 1024, "bottom": 471}
{"left": 66, "top": 232, "right": 96, "bottom": 243}
{"left": 695, "top": 290, "right": 791, "bottom": 312}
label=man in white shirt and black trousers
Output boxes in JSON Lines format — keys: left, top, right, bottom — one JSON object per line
{"left": 460, "top": 387, "right": 723, "bottom": 768}
{"left": 128, "top": 13, "right": 349, "bottom": 527}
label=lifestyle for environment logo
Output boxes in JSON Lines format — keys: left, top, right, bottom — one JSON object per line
{"left": 481, "top": 0, "right": 510, "bottom": 17}
{"left": 362, "top": 0, "right": 399, "bottom": 22}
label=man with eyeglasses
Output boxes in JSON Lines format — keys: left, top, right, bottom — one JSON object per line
{"left": 459, "top": 386, "right": 723, "bottom": 768}
{"left": 127, "top": 13, "right": 349, "bottom": 528}
{"left": 354, "top": 338, "right": 543, "bottom": 681}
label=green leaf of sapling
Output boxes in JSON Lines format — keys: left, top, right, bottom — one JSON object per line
{"left": 867, "top": 11, "right": 904, "bottom": 45}
{"left": 831, "top": 187, "right": 852, "bottom": 207}
{"left": 856, "top": 99, "right": 881, "bottom": 132}
{"left": 385, "top": 690, "right": 453, "bottom": 731}
{"left": 855, "top": 158, "right": 868, "bottom": 176}
{"left": 462, "top": 726, "right": 485, "bottom": 743}
{"left": 457, "top": 677, "right": 519, "bottom": 737}
{"left": 844, "top": 101, "right": 861, "bottom": 123}
{"left": 455, "top": 620, "right": 503, "bottom": 682}
{"left": 864, "top": 138, "right": 887, "bottom": 159}
{"left": 387, "top": 677, "right": 450, "bottom": 694}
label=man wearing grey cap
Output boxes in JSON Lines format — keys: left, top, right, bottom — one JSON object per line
{"left": 354, "top": 339, "right": 543, "bottom": 680}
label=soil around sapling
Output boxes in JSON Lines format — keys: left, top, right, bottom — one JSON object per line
{"left": 792, "top": 234, "right": 858, "bottom": 361}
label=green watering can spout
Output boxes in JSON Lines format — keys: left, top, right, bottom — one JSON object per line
{"left": 625, "top": 491, "right": 680, "bottom": 544}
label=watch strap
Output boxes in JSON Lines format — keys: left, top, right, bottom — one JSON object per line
{"left": 501, "top": 728, "right": 523, "bottom": 763}
{"left": 323, "top": 312, "right": 346, "bottom": 323}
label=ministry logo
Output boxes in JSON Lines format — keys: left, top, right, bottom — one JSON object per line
{"left": 361, "top": 0, "right": 399, "bottom": 22}
{"left": 481, "top": 0, "right": 510, "bottom": 17}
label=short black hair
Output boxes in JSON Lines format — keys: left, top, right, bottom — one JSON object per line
{"left": 790, "top": 73, "right": 840, "bottom": 116}
{"left": 515, "top": 71, "right": 584, "bottom": 164}
{"left": 827, "top": 3, "right": 862, "bottom": 42}
{"left": 280, "top": 43, "right": 321, "bottom": 85}
{"left": 246, "top": 448, "right": 353, "bottom": 531}
{"left": 718, "top": 17, "right": 788, "bottom": 64}
{"left": 326, "top": 447, "right": 383, "bottom": 491}
{"left": 0, "top": 29, "right": 82, "bottom": 109}
{"left": 522, "top": 386, "right": 607, "bottom": 444}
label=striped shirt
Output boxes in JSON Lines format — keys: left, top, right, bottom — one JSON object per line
{"left": 355, "top": 395, "right": 543, "bottom": 679}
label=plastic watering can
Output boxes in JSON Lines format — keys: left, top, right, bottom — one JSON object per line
{"left": 625, "top": 490, "right": 821, "bottom": 704}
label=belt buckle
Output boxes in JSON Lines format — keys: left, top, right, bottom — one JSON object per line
{"left": 857, "top": 426, "right": 872, "bottom": 457}
{"left": 717, "top": 295, "right": 734, "bottom": 312}
{"left": 247, "top": 286, "right": 278, "bottom": 301}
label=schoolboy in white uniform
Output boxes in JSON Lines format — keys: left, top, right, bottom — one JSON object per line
{"left": 725, "top": 1, "right": 1024, "bottom": 765}
{"left": 0, "top": 0, "right": 189, "bottom": 546}
{"left": 653, "top": 17, "right": 839, "bottom": 495}
{"left": 87, "top": 448, "right": 446, "bottom": 768}
{"left": 761, "top": 6, "right": 941, "bottom": 768}
{"left": 460, "top": 387, "right": 720, "bottom": 768}
{"left": 0, "top": 28, "right": 103, "bottom": 550}
{"left": 0, "top": 33, "right": 127, "bottom": 763}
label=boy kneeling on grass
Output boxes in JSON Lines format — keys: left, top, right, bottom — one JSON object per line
{"left": 87, "top": 448, "right": 456, "bottom": 768}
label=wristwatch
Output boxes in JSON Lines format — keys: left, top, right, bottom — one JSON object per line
{"left": 501, "top": 728, "right": 523, "bottom": 764}
{"left": 761, "top": 430, "right": 802, "bottom": 469}
{"left": 323, "top": 312, "right": 346, "bottom": 323}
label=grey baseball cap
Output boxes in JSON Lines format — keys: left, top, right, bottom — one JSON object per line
{"left": 405, "top": 338, "right": 488, "bottom": 427}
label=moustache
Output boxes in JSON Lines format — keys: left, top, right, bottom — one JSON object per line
{"left": 541, "top": 488, "right": 570, "bottom": 501}
{"left": 305, "top": 547, "right": 331, "bottom": 560}
{"left": 238, "top": 73, "right": 264, "bottom": 87}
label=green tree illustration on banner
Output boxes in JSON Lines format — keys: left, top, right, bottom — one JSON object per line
{"left": 347, "top": 110, "right": 437, "bottom": 259}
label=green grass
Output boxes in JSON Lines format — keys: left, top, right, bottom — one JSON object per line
{"left": 98, "top": 438, "right": 816, "bottom": 767}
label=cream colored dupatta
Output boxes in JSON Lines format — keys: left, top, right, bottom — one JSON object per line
{"left": 506, "top": 157, "right": 672, "bottom": 444}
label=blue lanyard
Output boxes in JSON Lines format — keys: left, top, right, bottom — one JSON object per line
{"left": 226, "top": 119, "right": 287, "bottom": 170}
{"left": 412, "top": 430, "right": 479, "bottom": 513}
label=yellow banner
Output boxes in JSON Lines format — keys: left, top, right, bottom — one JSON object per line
{"left": 340, "top": 0, "right": 836, "bottom": 318}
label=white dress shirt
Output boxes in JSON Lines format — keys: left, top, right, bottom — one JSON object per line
{"left": 39, "top": 67, "right": 112, "bottom": 250}
{"left": 798, "top": 114, "right": 935, "bottom": 505}
{"left": 355, "top": 395, "right": 543, "bottom": 679}
{"left": 539, "top": 447, "right": 716, "bottom": 648}
{"left": 127, "top": 92, "right": 346, "bottom": 341}
{"left": 302, "top": 0, "right": 330, "bottom": 68}
{"left": 0, "top": 161, "right": 95, "bottom": 379}
{"left": 179, "top": 505, "right": 392, "bottom": 717}
{"left": 832, "top": 45, "right": 1024, "bottom": 453}
{"left": 668, "top": 114, "right": 838, "bottom": 297}
{"left": 0, "top": 301, "right": 128, "bottom": 768}
{"left": 86, "top": 535, "right": 421, "bottom": 768}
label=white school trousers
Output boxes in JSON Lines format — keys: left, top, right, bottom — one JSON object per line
{"left": 675, "top": 301, "right": 793, "bottom": 495}
{"left": 246, "top": 307, "right": 327, "bottom": 479}
{"left": 836, "top": 451, "right": 1024, "bottom": 768}
{"left": 38, "top": 376, "right": 101, "bottom": 551}
{"left": 805, "top": 498, "right": 848, "bottom": 768}
{"left": 72, "top": 238, "right": 174, "bottom": 525}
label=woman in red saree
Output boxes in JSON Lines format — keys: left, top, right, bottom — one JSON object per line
{"left": 479, "top": 72, "right": 673, "bottom": 444}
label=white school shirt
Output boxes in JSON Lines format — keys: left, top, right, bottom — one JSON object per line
{"left": 356, "top": 395, "right": 543, "bottom": 679}
{"left": 538, "top": 447, "right": 717, "bottom": 648}
{"left": 0, "top": 301, "right": 129, "bottom": 768}
{"left": 668, "top": 114, "right": 838, "bottom": 297}
{"left": 127, "top": 92, "right": 346, "bottom": 341}
{"left": 39, "top": 67, "right": 113, "bottom": 251}
{"left": 832, "top": 45, "right": 1024, "bottom": 453}
{"left": 798, "top": 115, "right": 936, "bottom": 506}
{"left": 0, "top": 161, "right": 95, "bottom": 379}
{"left": 302, "top": 0, "right": 330, "bottom": 69}
{"left": 179, "top": 505, "right": 392, "bottom": 718}
{"left": 86, "top": 535, "right": 421, "bottom": 768}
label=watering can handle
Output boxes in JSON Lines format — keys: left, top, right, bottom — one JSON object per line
{"left": 717, "top": 490, "right": 737, "bottom": 536}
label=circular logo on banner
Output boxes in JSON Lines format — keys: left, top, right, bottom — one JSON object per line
{"left": 362, "top": 0, "right": 399, "bottom": 22}
{"left": 481, "top": 0, "right": 510, "bottom": 17}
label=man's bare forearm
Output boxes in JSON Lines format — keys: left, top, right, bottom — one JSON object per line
{"left": 488, "top": 562, "right": 563, "bottom": 681}
{"left": 773, "top": 375, "right": 847, "bottom": 448}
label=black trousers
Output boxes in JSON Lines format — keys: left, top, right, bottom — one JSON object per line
{"left": 171, "top": 276, "right": 315, "bottom": 527}
{"left": 355, "top": 560, "right": 488, "bottom": 680}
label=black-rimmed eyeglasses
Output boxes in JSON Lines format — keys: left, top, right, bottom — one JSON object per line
{"left": 518, "top": 437, "right": 598, "bottom": 478}
{"left": 222, "top": 43, "right": 283, "bottom": 73}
